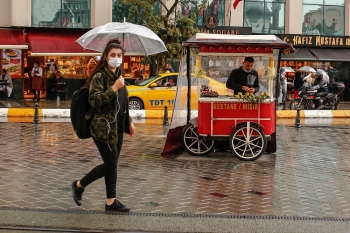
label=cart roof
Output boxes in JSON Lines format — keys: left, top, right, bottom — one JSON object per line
{"left": 183, "top": 33, "right": 291, "bottom": 49}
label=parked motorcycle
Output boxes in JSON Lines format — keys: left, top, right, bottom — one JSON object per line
{"left": 290, "top": 82, "right": 345, "bottom": 110}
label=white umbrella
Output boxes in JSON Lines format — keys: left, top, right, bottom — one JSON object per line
{"left": 280, "top": 67, "right": 295, "bottom": 73}
{"left": 298, "top": 66, "right": 316, "bottom": 73}
{"left": 76, "top": 22, "right": 168, "bottom": 56}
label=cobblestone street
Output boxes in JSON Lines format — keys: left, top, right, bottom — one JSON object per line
{"left": 0, "top": 121, "right": 350, "bottom": 220}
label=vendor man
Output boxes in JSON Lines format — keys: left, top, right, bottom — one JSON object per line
{"left": 226, "top": 57, "right": 259, "bottom": 94}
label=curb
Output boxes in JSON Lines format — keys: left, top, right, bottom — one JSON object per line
{"left": 1, "top": 108, "right": 350, "bottom": 119}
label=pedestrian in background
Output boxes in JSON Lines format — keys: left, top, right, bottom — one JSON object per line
{"left": 327, "top": 66, "right": 338, "bottom": 93}
{"left": 0, "top": 69, "right": 13, "bottom": 99}
{"left": 165, "top": 63, "right": 175, "bottom": 72}
{"left": 293, "top": 71, "right": 303, "bottom": 99}
{"left": 50, "top": 71, "right": 67, "bottom": 100}
{"left": 71, "top": 38, "right": 135, "bottom": 212}
{"left": 278, "top": 69, "right": 287, "bottom": 105}
{"left": 31, "top": 61, "right": 42, "bottom": 101}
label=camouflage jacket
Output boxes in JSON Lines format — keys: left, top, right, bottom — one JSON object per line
{"left": 86, "top": 67, "right": 131, "bottom": 144}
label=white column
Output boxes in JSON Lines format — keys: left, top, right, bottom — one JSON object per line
{"left": 345, "top": 0, "right": 350, "bottom": 36}
{"left": 0, "top": 0, "right": 11, "bottom": 27}
{"left": 285, "top": 0, "right": 302, "bottom": 34}
{"left": 91, "top": 0, "right": 112, "bottom": 28}
{"left": 227, "top": 0, "right": 244, "bottom": 27}
{"left": 11, "top": 0, "right": 31, "bottom": 27}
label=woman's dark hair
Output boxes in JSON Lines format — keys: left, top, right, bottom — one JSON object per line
{"left": 85, "top": 39, "right": 125, "bottom": 86}
{"left": 92, "top": 38, "right": 125, "bottom": 76}
{"left": 2, "top": 69, "right": 6, "bottom": 73}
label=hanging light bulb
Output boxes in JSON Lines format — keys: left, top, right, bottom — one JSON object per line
{"left": 216, "top": 57, "right": 221, "bottom": 66}
{"left": 209, "top": 57, "right": 214, "bottom": 67}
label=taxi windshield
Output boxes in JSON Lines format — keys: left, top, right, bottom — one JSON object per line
{"left": 136, "top": 75, "right": 160, "bottom": 86}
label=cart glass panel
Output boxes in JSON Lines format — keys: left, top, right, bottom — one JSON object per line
{"left": 170, "top": 48, "right": 281, "bottom": 129}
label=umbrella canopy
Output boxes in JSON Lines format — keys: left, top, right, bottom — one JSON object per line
{"left": 76, "top": 22, "right": 168, "bottom": 56}
{"left": 280, "top": 67, "right": 295, "bottom": 73}
{"left": 298, "top": 66, "right": 316, "bottom": 73}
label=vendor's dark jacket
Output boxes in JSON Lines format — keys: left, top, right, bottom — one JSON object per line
{"left": 226, "top": 66, "right": 259, "bottom": 94}
{"left": 86, "top": 67, "right": 132, "bottom": 144}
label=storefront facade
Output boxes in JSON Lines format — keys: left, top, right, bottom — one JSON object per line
{"left": 278, "top": 34, "right": 350, "bottom": 100}
{"left": 0, "top": 0, "right": 151, "bottom": 100}
{"left": 2, "top": 0, "right": 350, "bottom": 100}
{"left": 0, "top": 29, "right": 28, "bottom": 99}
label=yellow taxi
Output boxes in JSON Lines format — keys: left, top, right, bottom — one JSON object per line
{"left": 127, "top": 72, "right": 228, "bottom": 110}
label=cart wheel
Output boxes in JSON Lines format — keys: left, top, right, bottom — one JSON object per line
{"left": 181, "top": 123, "right": 214, "bottom": 156}
{"left": 229, "top": 123, "right": 267, "bottom": 161}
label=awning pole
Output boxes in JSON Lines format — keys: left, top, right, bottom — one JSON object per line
{"left": 186, "top": 46, "right": 191, "bottom": 123}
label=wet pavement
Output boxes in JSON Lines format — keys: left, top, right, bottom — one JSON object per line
{"left": 1, "top": 121, "right": 350, "bottom": 232}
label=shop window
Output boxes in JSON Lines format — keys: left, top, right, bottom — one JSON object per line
{"left": 302, "top": 0, "right": 345, "bottom": 36}
{"left": 31, "top": 0, "right": 91, "bottom": 28}
{"left": 243, "top": 0, "right": 285, "bottom": 34}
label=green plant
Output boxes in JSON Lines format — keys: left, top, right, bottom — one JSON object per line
{"left": 140, "top": 56, "right": 152, "bottom": 65}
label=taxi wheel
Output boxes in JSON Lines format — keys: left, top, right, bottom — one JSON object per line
{"left": 181, "top": 123, "right": 214, "bottom": 156}
{"left": 229, "top": 123, "right": 267, "bottom": 161}
{"left": 129, "top": 98, "right": 144, "bottom": 110}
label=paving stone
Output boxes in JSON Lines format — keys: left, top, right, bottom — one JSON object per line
{"left": 1, "top": 122, "right": 350, "bottom": 219}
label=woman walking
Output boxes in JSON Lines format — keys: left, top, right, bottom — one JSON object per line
{"left": 72, "top": 38, "right": 135, "bottom": 212}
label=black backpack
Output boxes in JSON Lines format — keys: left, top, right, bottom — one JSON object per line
{"left": 70, "top": 71, "right": 107, "bottom": 139}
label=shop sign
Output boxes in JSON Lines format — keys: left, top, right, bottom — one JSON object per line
{"left": 2, "top": 49, "right": 22, "bottom": 78}
{"left": 198, "top": 26, "right": 252, "bottom": 35}
{"left": 278, "top": 34, "right": 350, "bottom": 48}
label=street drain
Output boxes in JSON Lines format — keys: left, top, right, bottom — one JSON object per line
{"left": 0, "top": 207, "right": 349, "bottom": 222}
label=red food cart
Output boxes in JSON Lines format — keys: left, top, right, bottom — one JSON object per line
{"left": 162, "top": 33, "right": 294, "bottom": 161}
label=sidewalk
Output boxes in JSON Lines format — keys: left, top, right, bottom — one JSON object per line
{"left": 0, "top": 122, "right": 350, "bottom": 232}
{"left": 1, "top": 99, "right": 350, "bottom": 118}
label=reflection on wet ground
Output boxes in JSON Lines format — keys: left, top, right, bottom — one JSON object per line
{"left": 277, "top": 118, "right": 350, "bottom": 126}
{"left": 0, "top": 122, "right": 350, "bottom": 218}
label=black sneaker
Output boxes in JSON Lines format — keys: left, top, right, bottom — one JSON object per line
{"left": 71, "top": 180, "right": 84, "bottom": 206}
{"left": 105, "top": 199, "right": 131, "bottom": 212}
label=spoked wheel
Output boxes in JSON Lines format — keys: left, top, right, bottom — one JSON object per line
{"left": 129, "top": 98, "right": 144, "bottom": 110}
{"left": 229, "top": 123, "right": 267, "bottom": 161}
{"left": 181, "top": 123, "right": 215, "bottom": 156}
{"left": 290, "top": 98, "right": 304, "bottom": 110}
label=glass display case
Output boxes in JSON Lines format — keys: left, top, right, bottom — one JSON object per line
{"left": 46, "top": 56, "right": 94, "bottom": 79}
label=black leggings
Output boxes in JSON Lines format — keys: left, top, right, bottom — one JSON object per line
{"left": 80, "top": 134, "right": 124, "bottom": 198}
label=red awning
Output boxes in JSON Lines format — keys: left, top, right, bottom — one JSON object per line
{"left": 26, "top": 29, "right": 101, "bottom": 56}
{"left": 0, "top": 29, "right": 28, "bottom": 49}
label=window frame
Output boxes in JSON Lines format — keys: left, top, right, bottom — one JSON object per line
{"left": 243, "top": 0, "right": 286, "bottom": 34}
{"left": 302, "top": 0, "right": 345, "bottom": 35}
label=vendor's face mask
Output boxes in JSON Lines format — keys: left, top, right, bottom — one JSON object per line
{"left": 243, "top": 61, "right": 254, "bottom": 73}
